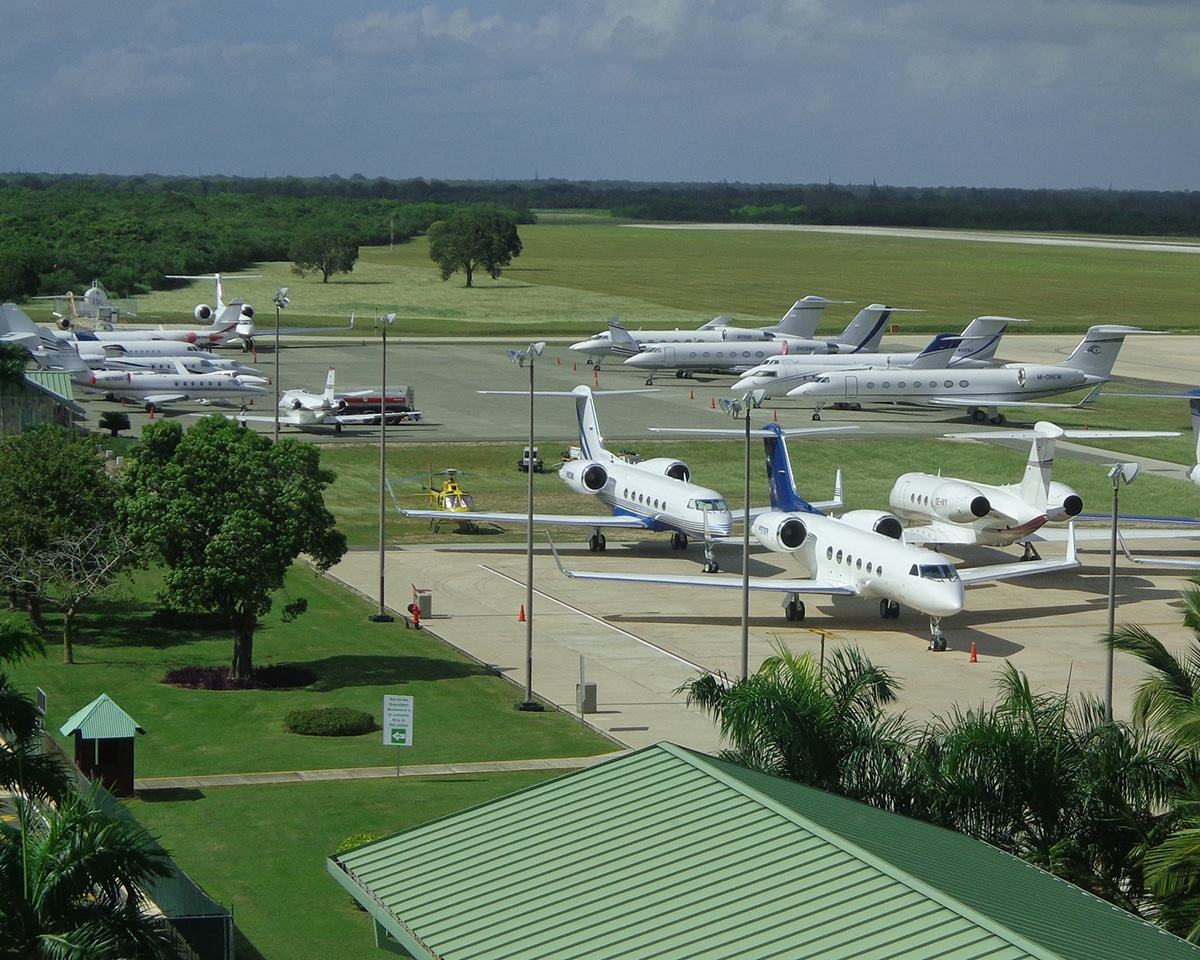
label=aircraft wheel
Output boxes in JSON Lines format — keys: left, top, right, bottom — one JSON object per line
{"left": 785, "top": 599, "right": 805, "bottom": 621}
{"left": 971, "top": 408, "right": 987, "bottom": 423}
{"left": 989, "top": 414, "right": 1006, "bottom": 425}
{"left": 929, "top": 636, "right": 948, "bottom": 652}
{"left": 334, "top": 422, "right": 343, "bottom": 434}
{"left": 675, "top": 370, "right": 684, "bottom": 379}
{"left": 879, "top": 599, "right": 890, "bottom": 619}
{"left": 702, "top": 561, "right": 719, "bottom": 573}
{"left": 888, "top": 600, "right": 901, "bottom": 619}
{"left": 645, "top": 378, "right": 654, "bottom": 386}
{"left": 589, "top": 534, "right": 601, "bottom": 552}
{"left": 811, "top": 413, "right": 822, "bottom": 421}
{"left": 852, "top": 403, "right": 862, "bottom": 411}
{"left": 597, "top": 533, "right": 606, "bottom": 551}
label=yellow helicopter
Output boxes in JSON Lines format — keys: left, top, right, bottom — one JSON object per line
{"left": 402, "top": 469, "right": 487, "bottom": 533}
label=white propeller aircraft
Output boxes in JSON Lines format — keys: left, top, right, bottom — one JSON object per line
{"left": 892, "top": 421, "right": 1177, "bottom": 558}
{"left": 729, "top": 316, "right": 1018, "bottom": 400}
{"left": 399, "top": 384, "right": 759, "bottom": 571}
{"left": 550, "top": 421, "right": 1078, "bottom": 650}
{"left": 622, "top": 303, "right": 909, "bottom": 384}
{"left": 787, "top": 324, "right": 1148, "bottom": 424}
{"left": 567, "top": 296, "right": 850, "bottom": 368}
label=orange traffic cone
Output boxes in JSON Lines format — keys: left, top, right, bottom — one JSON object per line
{"left": 969, "top": 642, "right": 978, "bottom": 663}
{"left": 689, "top": 389, "right": 694, "bottom": 400}
{"left": 772, "top": 409, "right": 778, "bottom": 422}
{"left": 148, "top": 406, "right": 155, "bottom": 419}
{"left": 572, "top": 362, "right": 577, "bottom": 372}
{"left": 518, "top": 604, "right": 526, "bottom": 622}
{"left": 556, "top": 356, "right": 560, "bottom": 364}
{"left": 710, "top": 397, "right": 716, "bottom": 409}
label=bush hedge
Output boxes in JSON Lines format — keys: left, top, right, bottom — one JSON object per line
{"left": 283, "top": 706, "right": 376, "bottom": 737}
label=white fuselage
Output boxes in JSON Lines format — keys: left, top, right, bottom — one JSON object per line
{"left": 623, "top": 336, "right": 858, "bottom": 376}
{"left": 570, "top": 325, "right": 775, "bottom": 360}
{"left": 889, "top": 475, "right": 1051, "bottom": 546}
{"left": 755, "top": 509, "right": 966, "bottom": 617}
{"left": 76, "top": 367, "right": 269, "bottom": 404}
{"left": 788, "top": 362, "right": 1102, "bottom": 406}
{"left": 731, "top": 352, "right": 991, "bottom": 399}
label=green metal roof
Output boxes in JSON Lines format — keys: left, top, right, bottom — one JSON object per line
{"left": 22, "top": 370, "right": 87, "bottom": 412}
{"left": 328, "top": 743, "right": 1200, "bottom": 960}
{"left": 59, "top": 693, "right": 145, "bottom": 739}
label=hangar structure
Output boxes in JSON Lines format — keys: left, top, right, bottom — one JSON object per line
{"left": 328, "top": 742, "right": 1200, "bottom": 959}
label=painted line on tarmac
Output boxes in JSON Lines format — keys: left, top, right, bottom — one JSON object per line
{"left": 479, "top": 563, "right": 716, "bottom": 676}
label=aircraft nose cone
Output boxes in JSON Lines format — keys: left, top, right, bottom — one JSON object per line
{"left": 786, "top": 383, "right": 815, "bottom": 397}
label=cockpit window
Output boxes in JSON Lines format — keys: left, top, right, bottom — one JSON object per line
{"left": 694, "top": 498, "right": 728, "bottom": 512}
{"left": 911, "top": 563, "right": 958, "bottom": 581}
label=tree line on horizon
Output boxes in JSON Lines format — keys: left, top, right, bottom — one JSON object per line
{"left": 1, "top": 171, "right": 1198, "bottom": 302}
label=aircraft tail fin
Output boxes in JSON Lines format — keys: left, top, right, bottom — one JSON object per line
{"left": 767, "top": 296, "right": 845, "bottom": 339}
{"left": 1060, "top": 325, "right": 1141, "bottom": 378}
{"left": 323, "top": 367, "right": 336, "bottom": 404}
{"left": 952, "top": 316, "right": 1016, "bottom": 364}
{"left": 1017, "top": 422, "right": 1065, "bottom": 510}
{"left": 573, "top": 385, "right": 609, "bottom": 460}
{"left": 907, "top": 334, "right": 965, "bottom": 369}
{"left": 0, "top": 302, "right": 57, "bottom": 347}
{"left": 606, "top": 318, "right": 641, "bottom": 357}
{"left": 834, "top": 304, "right": 894, "bottom": 353}
{"left": 698, "top": 314, "right": 732, "bottom": 330}
{"left": 1189, "top": 390, "right": 1200, "bottom": 475}
{"left": 762, "top": 422, "right": 823, "bottom": 515}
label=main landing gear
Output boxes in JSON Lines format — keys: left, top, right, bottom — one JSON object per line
{"left": 588, "top": 531, "right": 607, "bottom": 552}
{"left": 784, "top": 595, "right": 805, "bottom": 621}
{"left": 968, "top": 406, "right": 1006, "bottom": 425}
{"left": 1019, "top": 540, "right": 1042, "bottom": 561}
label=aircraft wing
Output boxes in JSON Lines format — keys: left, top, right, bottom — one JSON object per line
{"left": 901, "top": 523, "right": 983, "bottom": 547}
{"left": 332, "top": 411, "right": 422, "bottom": 425}
{"left": 548, "top": 537, "right": 856, "bottom": 594}
{"left": 398, "top": 508, "right": 653, "bottom": 529}
{"left": 956, "top": 524, "right": 1078, "bottom": 585}
{"left": 136, "top": 392, "right": 189, "bottom": 405}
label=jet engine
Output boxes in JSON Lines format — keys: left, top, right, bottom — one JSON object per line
{"left": 560, "top": 459, "right": 608, "bottom": 495}
{"left": 55, "top": 317, "right": 72, "bottom": 330}
{"left": 637, "top": 457, "right": 691, "bottom": 482}
{"left": 928, "top": 481, "right": 991, "bottom": 523}
{"left": 841, "top": 509, "right": 905, "bottom": 540}
{"left": 241, "top": 304, "right": 254, "bottom": 319}
{"left": 752, "top": 511, "right": 808, "bottom": 553}
{"left": 194, "top": 303, "right": 214, "bottom": 321}
{"left": 1045, "top": 482, "right": 1083, "bottom": 521}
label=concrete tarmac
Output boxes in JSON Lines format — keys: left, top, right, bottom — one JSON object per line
{"left": 326, "top": 530, "right": 1200, "bottom": 754}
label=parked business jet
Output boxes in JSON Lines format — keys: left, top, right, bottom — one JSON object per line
{"left": 400, "top": 385, "right": 748, "bottom": 570}
{"left": 730, "top": 317, "right": 1018, "bottom": 401}
{"left": 550, "top": 421, "right": 1078, "bottom": 649}
{"left": 893, "top": 421, "right": 1177, "bottom": 558}
{"left": 0, "top": 301, "right": 240, "bottom": 349}
{"left": 41, "top": 341, "right": 268, "bottom": 410}
{"left": 228, "top": 367, "right": 417, "bottom": 433}
{"left": 787, "top": 325, "right": 1147, "bottom": 423}
{"left": 623, "top": 304, "right": 907, "bottom": 384}
{"left": 567, "top": 295, "right": 848, "bottom": 368}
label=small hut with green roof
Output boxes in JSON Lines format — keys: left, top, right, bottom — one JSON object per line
{"left": 59, "top": 693, "right": 145, "bottom": 797}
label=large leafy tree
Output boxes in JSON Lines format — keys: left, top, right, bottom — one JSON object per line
{"left": 427, "top": 206, "right": 522, "bottom": 287}
{"left": 0, "top": 426, "right": 125, "bottom": 642}
{"left": 0, "top": 790, "right": 181, "bottom": 959}
{"left": 122, "top": 416, "right": 347, "bottom": 679}
{"left": 288, "top": 230, "right": 359, "bottom": 283}
{"left": 680, "top": 644, "right": 913, "bottom": 810}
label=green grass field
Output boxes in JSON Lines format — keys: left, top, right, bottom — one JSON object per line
{"left": 22, "top": 218, "right": 1200, "bottom": 338}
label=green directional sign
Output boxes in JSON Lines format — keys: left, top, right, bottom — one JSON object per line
{"left": 383, "top": 695, "right": 414, "bottom": 748}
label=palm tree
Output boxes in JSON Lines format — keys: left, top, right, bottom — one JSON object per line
{"left": 0, "top": 789, "right": 181, "bottom": 959}
{"left": 0, "top": 615, "right": 70, "bottom": 804}
{"left": 680, "top": 643, "right": 914, "bottom": 810}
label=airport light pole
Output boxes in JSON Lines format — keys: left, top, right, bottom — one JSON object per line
{"left": 720, "top": 391, "right": 762, "bottom": 681}
{"left": 1104, "top": 461, "right": 1139, "bottom": 721}
{"left": 511, "top": 341, "right": 546, "bottom": 711}
{"left": 369, "top": 313, "right": 398, "bottom": 624}
{"left": 271, "top": 287, "right": 288, "bottom": 442}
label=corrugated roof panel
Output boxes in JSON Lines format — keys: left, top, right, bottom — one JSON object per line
{"left": 334, "top": 744, "right": 1105, "bottom": 960}
{"left": 58, "top": 693, "right": 145, "bottom": 739}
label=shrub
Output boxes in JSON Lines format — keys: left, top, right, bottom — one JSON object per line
{"left": 283, "top": 706, "right": 375, "bottom": 737}
{"left": 336, "top": 834, "right": 381, "bottom": 854}
{"left": 162, "top": 664, "right": 317, "bottom": 690}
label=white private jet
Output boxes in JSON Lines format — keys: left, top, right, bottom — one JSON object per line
{"left": 622, "top": 304, "right": 909, "bottom": 384}
{"left": 787, "top": 324, "right": 1148, "bottom": 424}
{"left": 42, "top": 340, "right": 268, "bottom": 410}
{"left": 0, "top": 300, "right": 240, "bottom": 349}
{"left": 166, "top": 272, "right": 261, "bottom": 347}
{"left": 567, "top": 296, "right": 850, "bottom": 368}
{"left": 229, "top": 367, "right": 419, "bottom": 433}
{"left": 400, "top": 384, "right": 770, "bottom": 571}
{"left": 729, "top": 316, "right": 1019, "bottom": 400}
{"left": 549, "top": 421, "right": 1078, "bottom": 650}
{"left": 892, "top": 421, "right": 1178, "bottom": 558}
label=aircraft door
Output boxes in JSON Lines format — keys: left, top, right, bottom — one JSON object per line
{"left": 662, "top": 347, "right": 676, "bottom": 366}
{"left": 844, "top": 376, "right": 858, "bottom": 399}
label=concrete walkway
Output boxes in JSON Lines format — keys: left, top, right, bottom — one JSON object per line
{"left": 134, "top": 753, "right": 626, "bottom": 792}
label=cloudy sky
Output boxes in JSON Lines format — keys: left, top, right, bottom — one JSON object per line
{"left": 5, "top": 1, "right": 1198, "bottom": 190}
